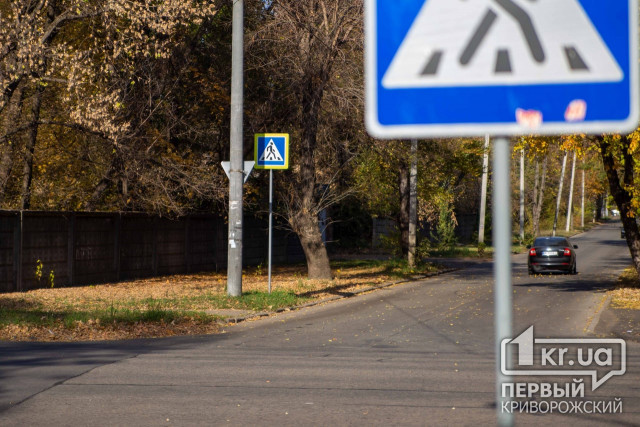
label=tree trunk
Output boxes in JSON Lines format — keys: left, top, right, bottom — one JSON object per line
{"left": 290, "top": 72, "right": 332, "bottom": 280}
{"left": 565, "top": 151, "right": 577, "bottom": 232}
{"left": 0, "top": 80, "right": 27, "bottom": 205}
{"left": 598, "top": 135, "right": 640, "bottom": 277}
{"left": 293, "top": 209, "right": 332, "bottom": 279}
{"left": 552, "top": 151, "right": 568, "bottom": 236}
{"left": 398, "top": 154, "right": 410, "bottom": 257}
{"left": 532, "top": 155, "right": 547, "bottom": 237}
{"left": 21, "top": 84, "right": 45, "bottom": 210}
{"left": 595, "top": 195, "right": 603, "bottom": 220}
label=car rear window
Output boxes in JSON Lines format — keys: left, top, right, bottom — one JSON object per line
{"left": 533, "top": 237, "right": 568, "bottom": 246}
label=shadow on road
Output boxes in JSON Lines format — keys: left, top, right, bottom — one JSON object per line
{"left": 0, "top": 334, "right": 229, "bottom": 413}
{"left": 515, "top": 275, "right": 614, "bottom": 293}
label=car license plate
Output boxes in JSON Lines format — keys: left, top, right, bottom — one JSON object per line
{"left": 542, "top": 251, "right": 558, "bottom": 256}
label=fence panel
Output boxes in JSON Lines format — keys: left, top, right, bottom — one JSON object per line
{"left": 21, "top": 213, "right": 69, "bottom": 291}
{"left": 0, "top": 211, "right": 304, "bottom": 293}
{"left": 0, "top": 213, "right": 17, "bottom": 292}
{"left": 74, "top": 214, "right": 118, "bottom": 285}
{"left": 156, "top": 217, "right": 187, "bottom": 276}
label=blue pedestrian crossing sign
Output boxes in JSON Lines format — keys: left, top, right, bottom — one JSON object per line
{"left": 365, "top": 0, "right": 639, "bottom": 138}
{"left": 255, "top": 134, "right": 289, "bottom": 170}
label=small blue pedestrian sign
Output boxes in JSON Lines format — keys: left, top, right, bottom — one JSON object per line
{"left": 255, "top": 134, "right": 289, "bottom": 170}
{"left": 365, "top": 0, "right": 639, "bottom": 137}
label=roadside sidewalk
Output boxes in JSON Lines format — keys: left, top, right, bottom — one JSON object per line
{"left": 595, "top": 302, "right": 640, "bottom": 342}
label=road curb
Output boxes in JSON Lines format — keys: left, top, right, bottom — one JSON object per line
{"left": 223, "top": 267, "right": 459, "bottom": 325}
{"left": 585, "top": 293, "right": 612, "bottom": 335}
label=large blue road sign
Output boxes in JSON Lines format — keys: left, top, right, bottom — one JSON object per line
{"left": 365, "top": 0, "right": 639, "bottom": 138}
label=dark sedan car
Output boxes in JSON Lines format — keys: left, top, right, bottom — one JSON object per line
{"left": 527, "top": 237, "right": 578, "bottom": 275}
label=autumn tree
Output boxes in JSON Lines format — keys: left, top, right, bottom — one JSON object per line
{"left": 597, "top": 132, "right": 640, "bottom": 277}
{"left": 247, "top": 0, "right": 363, "bottom": 279}
{"left": 0, "top": 0, "right": 219, "bottom": 212}
{"left": 354, "top": 138, "right": 483, "bottom": 253}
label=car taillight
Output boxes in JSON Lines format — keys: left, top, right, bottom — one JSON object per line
{"left": 564, "top": 248, "right": 571, "bottom": 256}
{"left": 529, "top": 248, "right": 536, "bottom": 256}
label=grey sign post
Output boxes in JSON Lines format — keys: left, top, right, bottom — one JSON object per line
{"left": 492, "top": 136, "right": 513, "bottom": 426}
{"left": 254, "top": 134, "right": 290, "bottom": 293}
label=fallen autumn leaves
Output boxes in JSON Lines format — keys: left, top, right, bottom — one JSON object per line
{"left": 1, "top": 260, "right": 441, "bottom": 342}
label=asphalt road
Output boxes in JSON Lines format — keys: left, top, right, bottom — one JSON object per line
{"left": 0, "top": 222, "right": 638, "bottom": 426}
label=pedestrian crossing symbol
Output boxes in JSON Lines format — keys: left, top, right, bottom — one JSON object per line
{"left": 255, "top": 134, "right": 289, "bottom": 169}
{"left": 366, "top": 0, "right": 639, "bottom": 137}
{"left": 383, "top": 0, "right": 622, "bottom": 88}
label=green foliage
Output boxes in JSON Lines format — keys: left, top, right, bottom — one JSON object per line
{"left": 35, "top": 260, "right": 43, "bottom": 283}
{"left": 254, "top": 262, "right": 264, "bottom": 277}
{"left": 230, "top": 290, "right": 302, "bottom": 311}
{"left": 416, "top": 239, "right": 431, "bottom": 259}
{"left": 48, "top": 270, "right": 55, "bottom": 288}
{"left": 378, "top": 232, "right": 403, "bottom": 257}
{"left": 523, "top": 233, "right": 535, "bottom": 247}
{"left": 477, "top": 241, "right": 487, "bottom": 256}
{"left": 35, "top": 261, "right": 55, "bottom": 288}
{"left": 432, "top": 202, "right": 458, "bottom": 250}
{"left": 141, "top": 301, "right": 175, "bottom": 322}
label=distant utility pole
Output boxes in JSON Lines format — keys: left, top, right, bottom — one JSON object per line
{"left": 478, "top": 134, "right": 490, "bottom": 244}
{"left": 565, "top": 151, "right": 577, "bottom": 232}
{"left": 227, "top": 0, "right": 244, "bottom": 297}
{"left": 552, "top": 151, "right": 568, "bottom": 237}
{"left": 519, "top": 148, "right": 525, "bottom": 242}
{"left": 408, "top": 139, "right": 418, "bottom": 268}
{"left": 581, "top": 169, "right": 585, "bottom": 228}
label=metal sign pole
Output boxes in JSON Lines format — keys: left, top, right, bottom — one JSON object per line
{"left": 492, "top": 136, "right": 513, "bottom": 427}
{"left": 254, "top": 133, "right": 289, "bottom": 294}
{"left": 268, "top": 169, "right": 273, "bottom": 294}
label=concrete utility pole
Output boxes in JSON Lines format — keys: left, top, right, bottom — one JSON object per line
{"left": 565, "top": 151, "right": 577, "bottom": 232}
{"left": 227, "top": 0, "right": 244, "bottom": 297}
{"left": 519, "top": 148, "right": 525, "bottom": 242}
{"left": 478, "top": 134, "right": 490, "bottom": 244}
{"left": 581, "top": 169, "right": 585, "bottom": 228}
{"left": 408, "top": 139, "right": 418, "bottom": 268}
{"left": 552, "top": 151, "right": 568, "bottom": 237}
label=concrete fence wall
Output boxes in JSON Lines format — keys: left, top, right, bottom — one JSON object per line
{"left": 0, "top": 211, "right": 304, "bottom": 293}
